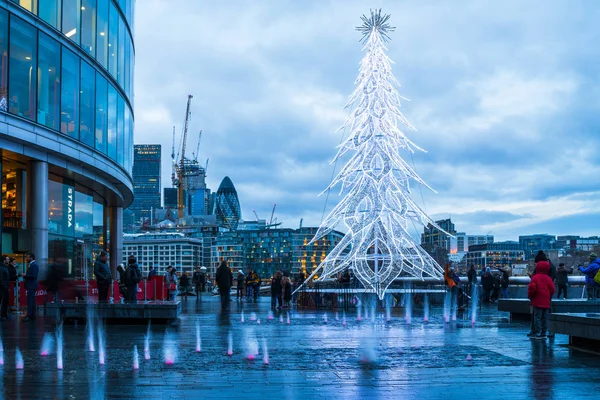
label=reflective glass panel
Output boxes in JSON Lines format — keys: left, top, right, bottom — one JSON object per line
{"left": 75, "top": 191, "right": 93, "bottom": 237}
{"left": 60, "top": 47, "right": 79, "bottom": 139}
{"left": 117, "top": 17, "right": 125, "bottom": 87}
{"left": 37, "top": 32, "right": 61, "bottom": 130}
{"left": 62, "top": 0, "right": 81, "bottom": 44}
{"left": 124, "top": 104, "right": 131, "bottom": 172}
{"left": 39, "top": 0, "right": 62, "bottom": 29}
{"left": 80, "top": 61, "right": 95, "bottom": 147}
{"left": 96, "top": 0, "right": 108, "bottom": 68}
{"left": 107, "top": 84, "right": 117, "bottom": 160}
{"left": 95, "top": 73, "right": 108, "bottom": 154}
{"left": 81, "top": 0, "right": 97, "bottom": 56}
{"left": 8, "top": 17, "right": 37, "bottom": 121}
{"left": 48, "top": 179, "right": 75, "bottom": 237}
{"left": 0, "top": 10, "right": 7, "bottom": 113}
{"left": 117, "top": 94, "right": 124, "bottom": 166}
{"left": 108, "top": 2, "right": 118, "bottom": 77}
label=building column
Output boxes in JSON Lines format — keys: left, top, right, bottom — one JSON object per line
{"left": 109, "top": 206, "right": 123, "bottom": 279}
{"left": 29, "top": 160, "right": 49, "bottom": 276}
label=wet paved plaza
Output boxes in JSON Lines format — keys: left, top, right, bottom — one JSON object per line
{"left": 0, "top": 296, "right": 599, "bottom": 399}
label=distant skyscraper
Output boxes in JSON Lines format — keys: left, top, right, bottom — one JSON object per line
{"left": 164, "top": 187, "right": 178, "bottom": 209}
{"left": 213, "top": 176, "right": 241, "bottom": 230}
{"left": 129, "top": 145, "right": 161, "bottom": 223}
{"left": 421, "top": 218, "right": 456, "bottom": 252}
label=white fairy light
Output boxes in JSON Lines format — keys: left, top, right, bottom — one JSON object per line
{"left": 304, "top": 9, "right": 448, "bottom": 300}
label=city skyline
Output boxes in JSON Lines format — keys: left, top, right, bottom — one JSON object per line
{"left": 134, "top": 1, "right": 600, "bottom": 241}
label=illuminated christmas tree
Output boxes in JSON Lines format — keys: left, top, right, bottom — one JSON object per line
{"left": 306, "top": 10, "right": 447, "bottom": 299}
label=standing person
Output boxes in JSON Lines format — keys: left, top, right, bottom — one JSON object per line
{"left": 21, "top": 253, "right": 39, "bottom": 322}
{"left": 245, "top": 269, "right": 253, "bottom": 301}
{"left": 94, "top": 251, "right": 112, "bottom": 303}
{"left": 168, "top": 267, "right": 178, "bottom": 301}
{"left": 125, "top": 256, "right": 141, "bottom": 303}
{"left": 252, "top": 271, "right": 261, "bottom": 303}
{"left": 555, "top": 263, "right": 572, "bottom": 299}
{"left": 179, "top": 272, "right": 190, "bottom": 295}
{"left": 192, "top": 267, "right": 202, "bottom": 297}
{"left": 236, "top": 270, "right": 245, "bottom": 301}
{"left": 579, "top": 253, "right": 600, "bottom": 300}
{"left": 147, "top": 266, "right": 157, "bottom": 279}
{"left": 481, "top": 267, "right": 495, "bottom": 303}
{"left": 281, "top": 272, "right": 293, "bottom": 309}
{"left": 527, "top": 259, "right": 555, "bottom": 339}
{"left": 5, "top": 256, "right": 17, "bottom": 282}
{"left": 199, "top": 268, "right": 207, "bottom": 293}
{"left": 215, "top": 260, "right": 233, "bottom": 312}
{"left": 501, "top": 267, "right": 510, "bottom": 299}
{"left": 270, "top": 271, "right": 283, "bottom": 310}
{"left": 0, "top": 259, "right": 10, "bottom": 320}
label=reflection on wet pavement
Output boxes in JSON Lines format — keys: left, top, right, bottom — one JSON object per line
{"left": 1, "top": 296, "right": 599, "bottom": 399}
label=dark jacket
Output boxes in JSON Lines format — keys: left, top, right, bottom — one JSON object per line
{"left": 467, "top": 268, "right": 477, "bottom": 284}
{"left": 0, "top": 265, "right": 9, "bottom": 289}
{"left": 501, "top": 270, "right": 509, "bottom": 289}
{"left": 94, "top": 256, "right": 112, "bottom": 283}
{"left": 555, "top": 266, "right": 572, "bottom": 286}
{"left": 528, "top": 261, "right": 555, "bottom": 308}
{"left": 125, "top": 263, "right": 141, "bottom": 286}
{"left": 180, "top": 274, "right": 189, "bottom": 287}
{"left": 7, "top": 263, "right": 17, "bottom": 282}
{"left": 481, "top": 273, "right": 495, "bottom": 290}
{"left": 579, "top": 258, "right": 600, "bottom": 286}
{"left": 23, "top": 261, "right": 39, "bottom": 291}
{"left": 271, "top": 276, "right": 282, "bottom": 295}
{"left": 237, "top": 273, "right": 245, "bottom": 288}
{"left": 215, "top": 264, "right": 232, "bottom": 290}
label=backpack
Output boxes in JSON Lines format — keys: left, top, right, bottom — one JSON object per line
{"left": 126, "top": 267, "right": 142, "bottom": 285}
{"left": 594, "top": 268, "right": 600, "bottom": 285}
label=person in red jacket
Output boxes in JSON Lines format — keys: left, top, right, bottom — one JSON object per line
{"left": 527, "top": 260, "right": 555, "bottom": 340}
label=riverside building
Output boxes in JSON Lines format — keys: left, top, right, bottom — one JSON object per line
{"left": 0, "top": 0, "right": 135, "bottom": 276}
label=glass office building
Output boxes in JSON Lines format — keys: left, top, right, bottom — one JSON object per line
{"left": 0, "top": 0, "right": 134, "bottom": 277}
{"left": 213, "top": 176, "right": 241, "bottom": 230}
{"left": 128, "top": 144, "right": 161, "bottom": 224}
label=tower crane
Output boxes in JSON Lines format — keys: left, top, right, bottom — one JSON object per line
{"left": 176, "top": 94, "right": 193, "bottom": 219}
{"left": 193, "top": 130, "right": 202, "bottom": 162}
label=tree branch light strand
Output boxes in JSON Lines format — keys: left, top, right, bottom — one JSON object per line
{"left": 300, "top": 10, "right": 448, "bottom": 300}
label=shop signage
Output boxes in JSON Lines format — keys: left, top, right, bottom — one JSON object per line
{"left": 62, "top": 184, "right": 75, "bottom": 237}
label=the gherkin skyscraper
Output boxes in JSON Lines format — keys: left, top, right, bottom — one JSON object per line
{"left": 213, "top": 176, "right": 242, "bottom": 230}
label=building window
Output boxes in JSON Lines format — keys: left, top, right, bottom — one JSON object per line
{"left": 124, "top": 104, "right": 132, "bottom": 172}
{"left": 79, "top": 61, "right": 95, "bottom": 147}
{"left": 96, "top": 0, "right": 108, "bottom": 68}
{"left": 108, "top": 2, "right": 118, "bottom": 78}
{"left": 117, "top": 17, "right": 125, "bottom": 87}
{"left": 37, "top": 32, "right": 61, "bottom": 130}
{"left": 107, "top": 84, "right": 117, "bottom": 160}
{"left": 81, "top": 0, "right": 97, "bottom": 56}
{"left": 8, "top": 17, "right": 37, "bottom": 121}
{"left": 95, "top": 73, "right": 108, "bottom": 154}
{"left": 10, "top": 0, "right": 37, "bottom": 14}
{"left": 39, "top": 0, "right": 62, "bottom": 29}
{"left": 0, "top": 10, "right": 8, "bottom": 113}
{"left": 62, "top": 0, "right": 81, "bottom": 44}
{"left": 75, "top": 190, "right": 93, "bottom": 237}
{"left": 48, "top": 179, "right": 75, "bottom": 237}
{"left": 60, "top": 47, "right": 79, "bottom": 139}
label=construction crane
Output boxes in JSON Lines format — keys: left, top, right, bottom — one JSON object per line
{"left": 176, "top": 94, "right": 193, "bottom": 219}
{"left": 170, "top": 126, "right": 176, "bottom": 187}
{"left": 193, "top": 130, "right": 202, "bottom": 162}
{"left": 299, "top": 218, "right": 303, "bottom": 229}
{"left": 253, "top": 210, "right": 260, "bottom": 221}
{"left": 268, "top": 203, "right": 277, "bottom": 226}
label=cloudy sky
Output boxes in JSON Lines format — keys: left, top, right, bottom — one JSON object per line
{"left": 133, "top": 0, "right": 600, "bottom": 241}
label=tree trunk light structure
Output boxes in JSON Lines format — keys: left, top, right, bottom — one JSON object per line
{"left": 302, "top": 9, "right": 449, "bottom": 300}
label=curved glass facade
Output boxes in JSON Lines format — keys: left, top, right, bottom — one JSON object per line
{"left": 214, "top": 176, "right": 242, "bottom": 230}
{"left": 0, "top": 0, "right": 134, "bottom": 174}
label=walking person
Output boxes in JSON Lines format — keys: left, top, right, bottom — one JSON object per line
{"left": 21, "top": 253, "right": 39, "bottom": 322}
{"left": 94, "top": 251, "right": 112, "bottom": 303}
{"left": 481, "top": 267, "right": 494, "bottom": 303}
{"left": 555, "top": 263, "right": 572, "bottom": 299}
{"left": 236, "top": 270, "right": 245, "bottom": 300}
{"left": 579, "top": 253, "right": 600, "bottom": 300}
{"left": 0, "top": 259, "right": 10, "bottom": 320}
{"left": 168, "top": 267, "right": 178, "bottom": 301}
{"left": 270, "top": 271, "right": 283, "bottom": 310}
{"left": 125, "top": 256, "right": 141, "bottom": 303}
{"left": 527, "top": 259, "right": 555, "bottom": 339}
{"left": 215, "top": 261, "right": 233, "bottom": 312}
